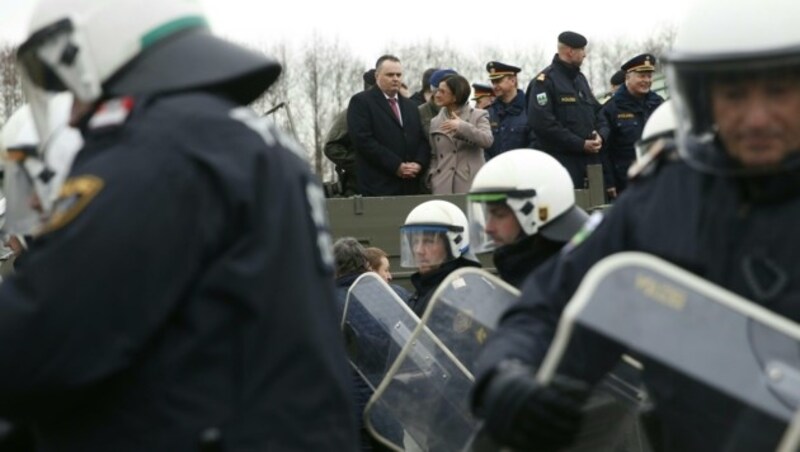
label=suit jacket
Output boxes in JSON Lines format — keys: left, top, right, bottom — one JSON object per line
{"left": 347, "top": 87, "right": 430, "bottom": 196}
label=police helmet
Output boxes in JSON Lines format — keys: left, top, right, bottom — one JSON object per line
{"left": 636, "top": 100, "right": 677, "bottom": 160}
{"left": 400, "top": 200, "right": 472, "bottom": 269}
{"left": 664, "top": 0, "right": 800, "bottom": 175}
{"left": 467, "top": 149, "right": 588, "bottom": 253}
{"left": 18, "top": 0, "right": 281, "bottom": 141}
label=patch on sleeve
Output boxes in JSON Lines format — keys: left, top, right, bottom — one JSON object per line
{"left": 562, "top": 210, "right": 604, "bottom": 254}
{"left": 39, "top": 175, "right": 105, "bottom": 235}
{"left": 536, "top": 92, "right": 548, "bottom": 106}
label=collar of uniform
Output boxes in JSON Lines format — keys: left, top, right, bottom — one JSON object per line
{"left": 552, "top": 54, "right": 580, "bottom": 79}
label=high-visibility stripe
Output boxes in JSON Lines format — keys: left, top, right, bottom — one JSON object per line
{"left": 141, "top": 16, "right": 208, "bottom": 49}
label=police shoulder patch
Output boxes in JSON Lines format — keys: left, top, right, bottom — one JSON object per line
{"left": 536, "top": 92, "right": 548, "bottom": 106}
{"left": 39, "top": 175, "right": 105, "bottom": 235}
{"left": 88, "top": 97, "right": 134, "bottom": 129}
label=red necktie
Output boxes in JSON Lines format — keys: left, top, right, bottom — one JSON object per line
{"left": 388, "top": 97, "right": 401, "bottom": 123}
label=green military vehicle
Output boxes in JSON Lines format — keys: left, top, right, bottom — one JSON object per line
{"left": 326, "top": 165, "right": 607, "bottom": 290}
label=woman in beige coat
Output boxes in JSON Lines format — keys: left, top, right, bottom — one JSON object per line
{"left": 428, "top": 74, "right": 494, "bottom": 195}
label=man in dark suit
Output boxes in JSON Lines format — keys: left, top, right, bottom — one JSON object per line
{"left": 348, "top": 55, "right": 430, "bottom": 196}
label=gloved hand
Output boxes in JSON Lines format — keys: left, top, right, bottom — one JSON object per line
{"left": 477, "top": 360, "right": 589, "bottom": 451}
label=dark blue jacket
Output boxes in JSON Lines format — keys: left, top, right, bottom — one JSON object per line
{"left": 485, "top": 90, "right": 533, "bottom": 161}
{"left": 527, "top": 55, "right": 609, "bottom": 188}
{"left": 0, "top": 92, "right": 357, "bottom": 452}
{"left": 601, "top": 88, "right": 663, "bottom": 191}
{"left": 476, "top": 147, "right": 800, "bottom": 451}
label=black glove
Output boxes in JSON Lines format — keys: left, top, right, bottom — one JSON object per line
{"left": 478, "top": 360, "right": 589, "bottom": 451}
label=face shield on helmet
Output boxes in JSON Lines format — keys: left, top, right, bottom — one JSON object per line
{"left": 468, "top": 149, "right": 588, "bottom": 253}
{"left": 635, "top": 100, "right": 677, "bottom": 160}
{"left": 1, "top": 93, "right": 82, "bottom": 236}
{"left": 664, "top": 0, "right": 800, "bottom": 176}
{"left": 400, "top": 200, "right": 471, "bottom": 270}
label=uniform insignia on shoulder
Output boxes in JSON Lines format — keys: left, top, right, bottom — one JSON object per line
{"left": 39, "top": 175, "right": 105, "bottom": 235}
{"left": 88, "top": 96, "right": 134, "bottom": 129}
{"left": 559, "top": 96, "right": 577, "bottom": 103}
{"left": 536, "top": 73, "right": 546, "bottom": 82}
{"left": 562, "top": 211, "right": 603, "bottom": 254}
{"left": 536, "top": 92, "right": 548, "bottom": 106}
{"left": 617, "top": 112, "right": 635, "bottom": 119}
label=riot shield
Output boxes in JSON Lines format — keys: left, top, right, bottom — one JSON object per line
{"left": 342, "top": 272, "right": 423, "bottom": 450}
{"left": 539, "top": 251, "right": 800, "bottom": 451}
{"left": 366, "top": 268, "right": 519, "bottom": 452}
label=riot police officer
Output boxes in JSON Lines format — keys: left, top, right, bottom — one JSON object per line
{"left": 472, "top": 0, "right": 800, "bottom": 450}
{"left": 401, "top": 200, "right": 481, "bottom": 317}
{"left": 527, "top": 32, "right": 610, "bottom": 191}
{"left": 467, "top": 149, "right": 588, "bottom": 288}
{"left": 8, "top": 0, "right": 357, "bottom": 450}
{"left": 601, "top": 54, "right": 664, "bottom": 194}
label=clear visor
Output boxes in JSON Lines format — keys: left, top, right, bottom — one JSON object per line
{"left": 399, "top": 226, "right": 453, "bottom": 270}
{"left": 466, "top": 198, "right": 499, "bottom": 254}
{"left": 467, "top": 193, "right": 525, "bottom": 254}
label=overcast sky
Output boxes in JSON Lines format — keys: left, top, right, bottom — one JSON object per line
{"left": 1, "top": 0, "right": 690, "bottom": 62}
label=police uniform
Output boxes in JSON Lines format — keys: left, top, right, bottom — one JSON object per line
{"left": 600, "top": 54, "right": 664, "bottom": 192}
{"left": 6, "top": 26, "right": 357, "bottom": 452}
{"left": 492, "top": 234, "right": 565, "bottom": 289}
{"left": 471, "top": 83, "right": 494, "bottom": 104}
{"left": 526, "top": 32, "right": 610, "bottom": 188}
{"left": 408, "top": 258, "right": 481, "bottom": 317}
{"left": 484, "top": 62, "right": 533, "bottom": 161}
{"left": 476, "top": 144, "right": 800, "bottom": 450}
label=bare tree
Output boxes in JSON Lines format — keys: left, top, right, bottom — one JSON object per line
{"left": 0, "top": 42, "right": 25, "bottom": 124}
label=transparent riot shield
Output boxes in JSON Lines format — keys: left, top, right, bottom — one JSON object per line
{"left": 342, "top": 272, "right": 423, "bottom": 450}
{"left": 366, "top": 268, "right": 519, "bottom": 452}
{"left": 539, "top": 251, "right": 800, "bottom": 451}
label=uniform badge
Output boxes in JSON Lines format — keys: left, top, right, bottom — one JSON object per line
{"left": 536, "top": 73, "right": 546, "bottom": 82}
{"left": 88, "top": 96, "right": 134, "bottom": 129}
{"left": 536, "top": 92, "right": 548, "bottom": 106}
{"left": 40, "top": 175, "right": 105, "bottom": 234}
{"left": 453, "top": 310, "right": 473, "bottom": 334}
{"left": 538, "top": 206, "right": 549, "bottom": 222}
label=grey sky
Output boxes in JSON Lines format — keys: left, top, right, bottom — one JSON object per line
{"left": 2, "top": 0, "right": 690, "bottom": 61}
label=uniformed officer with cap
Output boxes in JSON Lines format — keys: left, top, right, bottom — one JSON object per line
{"left": 485, "top": 61, "right": 533, "bottom": 161}
{"left": 472, "top": 82, "right": 495, "bottom": 110}
{"left": 526, "top": 31, "right": 610, "bottom": 191}
{"left": 600, "top": 53, "right": 664, "bottom": 194}
{"left": 8, "top": 0, "right": 357, "bottom": 450}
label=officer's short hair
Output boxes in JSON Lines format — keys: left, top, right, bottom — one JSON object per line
{"left": 375, "top": 54, "right": 401, "bottom": 72}
{"left": 442, "top": 74, "right": 472, "bottom": 106}
{"left": 333, "top": 237, "right": 369, "bottom": 278}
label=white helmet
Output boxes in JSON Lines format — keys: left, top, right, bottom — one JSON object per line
{"left": 18, "top": 0, "right": 281, "bottom": 141}
{"left": 636, "top": 100, "right": 676, "bottom": 160}
{"left": 467, "top": 149, "right": 588, "bottom": 253}
{"left": 1, "top": 93, "right": 83, "bottom": 235}
{"left": 399, "top": 200, "right": 472, "bottom": 269}
{"left": 664, "top": 0, "right": 800, "bottom": 175}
